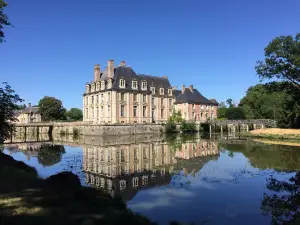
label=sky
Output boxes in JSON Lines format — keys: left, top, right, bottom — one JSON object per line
{"left": 0, "top": 0, "right": 299, "bottom": 109}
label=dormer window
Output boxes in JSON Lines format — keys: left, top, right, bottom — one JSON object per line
{"left": 91, "top": 83, "right": 95, "bottom": 92}
{"left": 168, "top": 89, "right": 172, "bottom": 96}
{"left": 160, "top": 88, "right": 164, "bottom": 95}
{"left": 96, "top": 82, "right": 100, "bottom": 91}
{"left": 85, "top": 84, "right": 90, "bottom": 93}
{"left": 120, "top": 79, "right": 125, "bottom": 88}
{"left": 101, "top": 81, "right": 105, "bottom": 90}
{"left": 107, "top": 79, "right": 112, "bottom": 89}
{"left": 142, "top": 81, "right": 147, "bottom": 90}
{"left": 150, "top": 87, "right": 155, "bottom": 94}
{"left": 132, "top": 80, "right": 137, "bottom": 89}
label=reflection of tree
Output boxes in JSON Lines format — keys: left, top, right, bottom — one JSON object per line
{"left": 261, "top": 172, "right": 300, "bottom": 225}
{"left": 37, "top": 144, "right": 65, "bottom": 166}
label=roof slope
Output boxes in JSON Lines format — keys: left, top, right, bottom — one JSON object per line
{"left": 175, "top": 88, "right": 218, "bottom": 105}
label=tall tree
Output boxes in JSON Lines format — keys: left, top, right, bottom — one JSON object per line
{"left": 255, "top": 33, "right": 300, "bottom": 89}
{"left": 66, "top": 108, "right": 83, "bottom": 121}
{"left": 0, "top": 82, "right": 23, "bottom": 143}
{"left": 226, "top": 98, "right": 234, "bottom": 108}
{"left": 0, "top": 0, "right": 12, "bottom": 43}
{"left": 38, "top": 96, "right": 66, "bottom": 121}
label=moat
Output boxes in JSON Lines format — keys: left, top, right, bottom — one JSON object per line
{"left": 3, "top": 134, "right": 300, "bottom": 225}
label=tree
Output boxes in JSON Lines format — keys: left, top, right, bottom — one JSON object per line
{"left": 261, "top": 172, "right": 300, "bottom": 224}
{"left": 169, "top": 109, "right": 183, "bottom": 124}
{"left": 225, "top": 107, "right": 245, "bottom": 120}
{"left": 218, "top": 101, "right": 226, "bottom": 108}
{"left": 226, "top": 98, "right": 234, "bottom": 108}
{"left": 38, "top": 96, "right": 66, "bottom": 121}
{"left": 239, "top": 82, "right": 300, "bottom": 128}
{"left": 0, "top": 82, "right": 23, "bottom": 143}
{"left": 37, "top": 144, "right": 66, "bottom": 166}
{"left": 0, "top": 0, "right": 12, "bottom": 43}
{"left": 256, "top": 33, "right": 300, "bottom": 89}
{"left": 66, "top": 108, "right": 83, "bottom": 121}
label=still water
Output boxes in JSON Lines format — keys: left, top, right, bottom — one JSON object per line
{"left": 3, "top": 134, "right": 300, "bottom": 225}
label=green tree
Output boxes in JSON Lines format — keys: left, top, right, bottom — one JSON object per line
{"left": 226, "top": 98, "right": 234, "bottom": 108}
{"left": 66, "top": 108, "right": 83, "bottom": 121}
{"left": 225, "top": 107, "right": 245, "bottom": 120}
{"left": 217, "top": 108, "right": 227, "bottom": 119}
{"left": 169, "top": 109, "right": 183, "bottom": 124}
{"left": 38, "top": 96, "right": 66, "bottom": 121}
{"left": 0, "top": 0, "right": 11, "bottom": 43}
{"left": 0, "top": 82, "right": 23, "bottom": 143}
{"left": 256, "top": 33, "right": 300, "bottom": 89}
{"left": 239, "top": 82, "right": 300, "bottom": 128}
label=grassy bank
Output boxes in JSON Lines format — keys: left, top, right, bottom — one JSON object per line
{"left": 241, "top": 128, "right": 300, "bottom": 141}
{"left": 0, "top": 152, "right": 156, "bottom": 225}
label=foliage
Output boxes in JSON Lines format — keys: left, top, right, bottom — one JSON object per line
{"left": 225, "top": 107, "right": 245, "bottom": 120}
{"left": 37, "top": 144, "right": 66, "bottom": 167}
{"left": 180, "top": 120, "right": 197, "bottom": 133}
{"left": 239, "top": 82, "right": 300, "bottom": 128}
{"left": 0, "top": 0, "right": 11, "bottom": 43}
{"left": 217, "top": 107, "right": 227, "bottom": 119}
{"left": 38, "top": 96, "right": 66, "bottom": 121}
{"left": 66, "top": 108, "right": 83, "bottom": 121}
{"left": 165, "top": 120, "right": 177, "bottom": 133}
{"left": 218, "top": 101, "right": 226, "bottom": 108}
{"left": 226, "top": 98, "right": 234, "bottom": 108}
{"left": 0, "top": 82, "right": 23, "bottom": 143}
{"left": 261, "top": 172, "right": 300, "bottom": 224}
{"left": 15, "top": 104, "right": 26, "bottom": 110}
{"left": 169, "top": 109, "right": 183, "bottom": 124}
{"left": 256, "top": 33, "right": 300, "bottom": 89}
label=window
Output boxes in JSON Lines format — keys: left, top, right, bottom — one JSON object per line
{"left": 142, "top": 81, "right": 147, "bottom": 90}
{"left": 108, "top": 105, "right": 110, "bottom": 112}
{"left": 192, "top": 104, "right": 195, "bottom": 109}
{"left": 169, "top": 108, "right": 172, "bottom": 115}
{"left": 101, "top": 81, "right": 105, "bottom": 90}
{"left": 206, "top": 105, "right": 209, "bottom": 110}
{"left": 121, "top": 105, "right": 125, "bottom": 117}
{"left": 160, "top": 88, "right": 164, "bottom": 95}
{"left": 133, "top": 94, "right": 137, "bottom": 102}
{"left": 150, "top": 87, "right": 155, "bottom": 94}
{"left": 143, "top": 106, "right": 146, "bottom": 117}
{"left": 120, "top": 79, "right": 125, "bottom": 88}
{"left": 121, "top": 93, "right": 125, "bottom": 101}
{"left": 92, "top": 108, "right": 94, "bottom": 119}
{"left": 168, "top": 89, "right": 172, "bottom": 96}
{"left": 152, "top": 97, "right": 155, "bottom": 104}
{"left": 101, "top": 106, "right": 104, "bottom": 114}
{"left": 192, "top": 112, "right": 195, "bottom": 119}
{"left": 161, "top": 98, "right": 164, "bottom": 105}
{"left": 97, "top": 108, "right": 99, "bottom": 119}
{"left": 143, "top": 94, "right": 146, "bottom": 102}
{"left": 108, "top": 92, "right": 110, "bottom": 101}
{"left": 132, "top": 80, "right": 137, "bottom": 89}
{"left": 161, "top": 108, "right": 164, "bottom": 118}
{"left": 86, "top": 97, "right": 88, "bottom": 105}
{"left": 92, "top": 96, "right": 94, "bottom": 104}
{"left": 101, "top": 94, "right": 103, "bottom": 101}
{"left": 169, "top": 99, "right": 172, "bottom": 105}
{"left": 96, "top": 95, "right": 99, "bottom": 104}
{"left": 133, "top": 106, "right": 137, "bottom": 117}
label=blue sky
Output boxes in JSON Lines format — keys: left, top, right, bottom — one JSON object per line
{"left": 1, "top": 0, "right": 299, "bottom": 109}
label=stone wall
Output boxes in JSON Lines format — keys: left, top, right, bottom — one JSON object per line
{"left": 52, "top": 122, "right": 165, "bottom": 136}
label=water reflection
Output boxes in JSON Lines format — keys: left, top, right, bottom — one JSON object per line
{"left": 3, "top": 134, "right": 300, "bottom": 225}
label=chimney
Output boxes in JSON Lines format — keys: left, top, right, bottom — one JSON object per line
{"left": 172, "top": 86, "right": 178, "bottom": 90}
{"left": 182, "top": 85, "right": 185, "bottom": 94}
{"left": 28, "top": 103, "right": 31, "bottom": 108}
{"left": 162, "top": 75, "right": 168, "bottom": 79}
{"left": 108, "top": 60, "right": 114, "bottom": 79}
{"left": 120, "top": 61, "right": 126, "bottom": 66}
{"left": 94, "top": 64, "right": 100, "bottom": 81}
{"left": 189, "top": 85, "right": 193, "bottom": 92}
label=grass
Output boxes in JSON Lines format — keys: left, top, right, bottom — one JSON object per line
{"left": 241, "top": 128, "right": 300, "bottom": 141}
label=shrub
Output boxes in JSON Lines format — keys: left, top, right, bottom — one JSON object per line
{"left": 181, "top": 121, "right": 197, "bottom": 133}
{"left": 165, "top": 120, "right": 177, "bottom": 133}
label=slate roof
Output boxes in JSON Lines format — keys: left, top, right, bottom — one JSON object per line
{"left": 88, "top": 66, "right": 172, "bottom": 97}
{"left": 22, "top": 106, "right": 39, "bottom": 114}
{"left": 174, "top": 88, "right": 218, "bottom": 105}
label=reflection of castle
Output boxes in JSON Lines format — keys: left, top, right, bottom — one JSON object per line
{"left": 83, "top": 138, "right": 220, "bottom": 201}
{"left": 83, "top": 142, "right": 175, "bottom": 201}
{"left": 175, "top": 140, "right": 219, "bottom": 160}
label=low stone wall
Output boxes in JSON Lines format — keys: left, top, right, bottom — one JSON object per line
{"left": 52, "top": 122, "right": 165, "bottom": 136}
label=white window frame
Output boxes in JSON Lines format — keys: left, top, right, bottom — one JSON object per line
{"left": 150, "top": 87, "right": 155, "bottom": 94}
{"left": 142, "top": 81, "right": 147, "bottom": 90}
{"left": 120, "top": 79, "right": 125, "bottom": 88}
{"left": 160, "top": 88, "right": 164, "bottom": 95}
{"left": 168, "top": 89, "right": 172, "bottom": 96}
{"left": 132, "top": 80, "right": 138, "bottom": 89}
